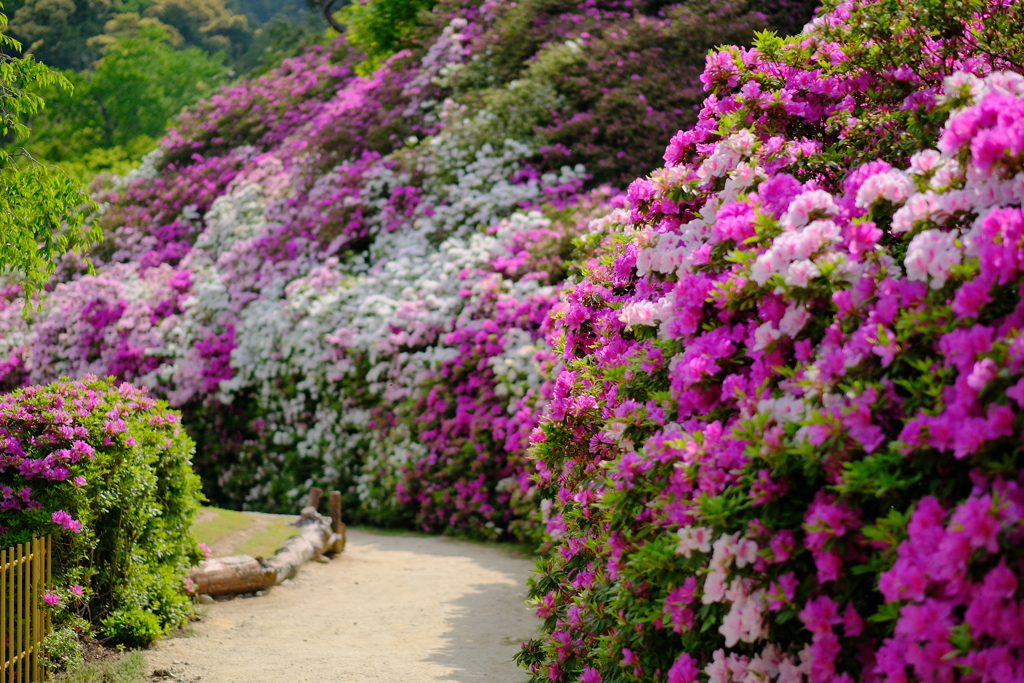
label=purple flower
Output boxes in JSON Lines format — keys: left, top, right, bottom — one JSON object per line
{"left": 666, "top": 653, "right": 698, "bottom": 683}
{"left": 51, "top": 510, "right": 83, "bottom": 533}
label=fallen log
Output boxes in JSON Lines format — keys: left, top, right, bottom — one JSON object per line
{"left": 190, "top": 554, "right": 275, "bottom": 596}
{"left": 262, "top": 506, "right": 333, "bottom": 583}
{"left": 190, "top": 506, "right": 345, "bottom": 596}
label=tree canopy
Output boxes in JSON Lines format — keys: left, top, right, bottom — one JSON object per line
{"left": 2, "top": 0, "right": 323, "bottom": 180}
{"left": 26, "top": 21, "right": 229, "bottom": 178}
{"left": 0, "top": 6, "right": 99, "bottom": 302}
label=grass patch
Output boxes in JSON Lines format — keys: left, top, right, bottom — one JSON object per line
{"left": 236, "top": 514, "right": 297, "bottom": 559}
{"left": 52, "top": 650, "right": 148, "bottom": 683}
{"left": 191, "top": 507, "right": 253, "bottom": 547}
{"left": 192, "top": 507, "right": 299, "bottom": 559}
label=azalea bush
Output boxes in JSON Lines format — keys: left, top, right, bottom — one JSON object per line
{"left": 4, "top": 0, "right": 1024, "bottom": 674}
{"left": 518, "top": 0, "right": 1024, "bottom": 681}
{"left": 0, "top": 0, "right": 812, "bottom": 544}
{"left": 0, "top": 377, "right": 203, "bottom": 646}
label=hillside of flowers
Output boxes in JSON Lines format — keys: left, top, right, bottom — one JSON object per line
{"left": 0, "top": 0, "right": 814, "bottom": 538}
{"left": 3, "top": 0, "right": 1024, "bottom": 675}
{"left": 517, "top": 0, "right": 1024, "bottom": 681}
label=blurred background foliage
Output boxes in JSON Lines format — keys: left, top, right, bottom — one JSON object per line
{"left": 339, "top": 0, "right": 434, "bottom": 74}
{"left": 2, "top": 0, "right": 816, "bottom": 188}
{"left": 1, "top": 0, "right": 329, "bottom": 180}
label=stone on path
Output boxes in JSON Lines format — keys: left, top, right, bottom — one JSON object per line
{"left": 147, "top": 528, "right": 538, "bottom": 682}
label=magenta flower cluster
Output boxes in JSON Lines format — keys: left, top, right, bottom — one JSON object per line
{"left": 51, "top": 510, "right": 82, "bottom": 533}
{"left": 521, "top": 2, "right": 1024, "bottom": 681}
{"left": 0, "top": 378, "right": 164, "bottom": 542}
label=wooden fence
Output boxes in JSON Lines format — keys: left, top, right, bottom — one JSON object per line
{"left": 0, "top": 537, "right": 52, "bottom": 683}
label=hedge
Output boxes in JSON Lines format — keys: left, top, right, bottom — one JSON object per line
{"left": 0, "top": 376, "right": 203, "bottom": 646}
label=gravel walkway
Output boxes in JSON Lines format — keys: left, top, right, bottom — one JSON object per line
{"left": 147, "top": 528, "right": 538, "bottom": 682}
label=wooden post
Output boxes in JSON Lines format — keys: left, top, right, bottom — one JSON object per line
{"left": 327, "top": 491, "right": 346, "bottom": 555}
{"left": 308, "top": 487, "right": 323, "bottom": 511}
{"left": 45, "top": 536, "right": 51, "bottom": 660}
{"left": 329, "top": 491, "right": 342, "bottom": 533}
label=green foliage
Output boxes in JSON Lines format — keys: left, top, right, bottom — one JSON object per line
{"left": 0, "top": 377, "right": 205, "bottom": 647}
{"left": 820, "top": 0, "right": 1024, "bottom": 77}
{"left": 0, "top": 8, "right": 100, "bottom": 301}
{"left": 233, "top": 11, "right": 325, "bottom": 75}
{"left": 341, "top": 0, "right": 435, "bottom": 74}
{"left": 88, "top": 25, "right": 226, "bottom": 142}
{"left": 25, "top": 23, "right": 228, "bottom": 180}
{"left": 3, "top": 0, "right": 269, "bottom": 71}
{"left": 52, "top": 651, "right": 149, "bottom": 683}
{"left": 142, "top": 0, "right": 253, "bottom": 61}
{"left": 445, "top": 0, "right": 815, "bottom": 188}
{"left": 100, "top": 609, "right": 163, "bottom": 647}
{"left": 4, "top": 0, "right": 324, "bottom": 180}
{"left": 0, "top": 163, "right": 101, "bottom": 295}
{"left": 3, "top": 0, "right": 110, "bottom": 71}
{"left": 40, "top": 624, "right": 87, "bottom": 672}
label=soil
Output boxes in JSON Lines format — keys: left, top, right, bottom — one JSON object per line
{"left": 146, "top": 528, "right": 539, "bottom": 682}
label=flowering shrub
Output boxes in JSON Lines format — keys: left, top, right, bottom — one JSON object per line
{"left": 0, "top": 377, "right": 203, "bottom": 646}
{"left": 519, "top": 0, "right": 1024, "bottom": 681}
{"left": 8, "top": 0, "right": 1024, "bottom": 673}
{"left": 447, "top": 0, "right": 814, "bottom": 189}
{"left": 0, "top": 0, "right": 811, "bottom": 545}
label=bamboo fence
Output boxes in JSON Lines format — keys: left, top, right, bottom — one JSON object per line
{"left": 0, "top": 537, "right": 52, "bottom": 683}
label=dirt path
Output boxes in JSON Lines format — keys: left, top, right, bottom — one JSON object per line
{"left": 147, "top": 528, "right": 539, "bottom": 682}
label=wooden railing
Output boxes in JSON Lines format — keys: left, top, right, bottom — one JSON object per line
{"left": 0, "top": 537, "right": 52, "bottom": 683}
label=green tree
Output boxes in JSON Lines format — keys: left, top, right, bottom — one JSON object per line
{"left": 5, "top": 0, "right": 111, "bottom": 70}
{"left": 143, "top": 0, "right": 253, "bottom": 61}
{"left": 26, "top": 21, "right": 229, "bottom": 178}
{"left": 90, "top": 23, "right": 228, "bottom": 142}
{"left": 0, "top": 6, "right": 99, "bottom": 301}
{"left": 87, "top": 11, "right": 187, "bottom": 51}
{"left": 340, "top": 0, "right": 434, "bottom": 73}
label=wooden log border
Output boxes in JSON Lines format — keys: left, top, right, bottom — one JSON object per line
{"left": 190, "top": 490, "right": 347, "bottom": 598}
